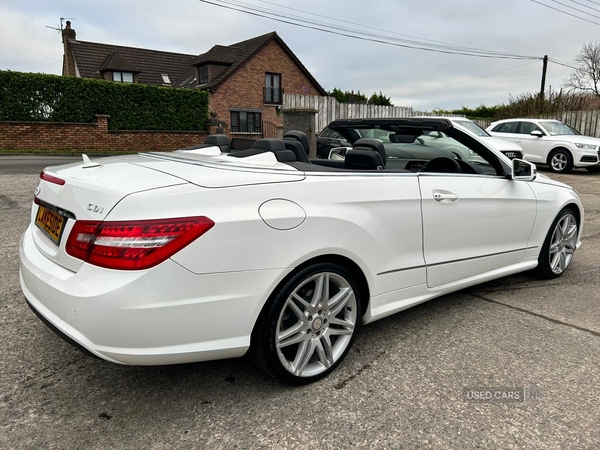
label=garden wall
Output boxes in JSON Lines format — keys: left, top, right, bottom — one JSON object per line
{"left": 0, "top": 115, "right": 207, "bottom": 152}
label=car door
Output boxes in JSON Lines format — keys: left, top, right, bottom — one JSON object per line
{"left": 512, "top": 121, "right": 548, "bottom": 163}
{"left": 418, "top": 161, "right": 537, "bottom": 289}
{"left": 490, "top": 121, "right": 521, "bottom": 146}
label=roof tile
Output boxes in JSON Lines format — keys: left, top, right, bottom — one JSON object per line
{"left": 70, "top": 40, "right": 196, "bottom": 86}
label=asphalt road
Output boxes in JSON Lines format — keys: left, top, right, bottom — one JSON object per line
{"left": 0, "top": 155, "right": 81, "bottom": 174}
{"left": 1, "top": 156, "right": 599, "bottom": 449}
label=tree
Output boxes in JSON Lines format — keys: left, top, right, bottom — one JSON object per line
{"left": 563, "top": 41, "right": 600, "bottom": 96}
{"left": 433, "top": 104, "right": 500, "bottom": 120}
{"left": 328, "top": 88, "right": 367, "bottom": 103}
{"left": 368, "top": 91, "right": 393, "bottom": 106}
{"left": 328, "top": 88, "right": 393, "bottom": 106}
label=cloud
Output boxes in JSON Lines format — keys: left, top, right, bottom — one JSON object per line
{"left": 0, "top": 0, "right": 590, "bottom": 110}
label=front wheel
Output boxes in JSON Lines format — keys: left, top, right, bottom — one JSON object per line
{"left": 250, "top": 263, "right": 362, "bottom": 385}
{"left": 548, "top": 150, "right": 573, "bottom": 173}
{"left": 537, "top": 207, "right": 578, "bottom": 279}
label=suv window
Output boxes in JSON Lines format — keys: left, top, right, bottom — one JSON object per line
{"left": 539, "top": 121, "right": 580, "bottom": 136}
{"left": 492, "top": 122, "right": 519, "bottom": 133}
{"left": 320, "top": 127, "right": 343, "bottom": 139}
{"left": 453, "top": 120, "right": 490, "bottom": 137}
{"left": 518, "top": 122, "right": 543, "bottom": 135}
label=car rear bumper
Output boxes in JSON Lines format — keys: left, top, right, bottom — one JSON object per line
{"left": 19, "top": 224, "right": 288, "bottom": 365}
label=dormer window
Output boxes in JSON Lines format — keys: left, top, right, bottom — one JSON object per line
{"left": 99, "top": 52, "right": 139, "bottom": 84}
{"left": 199, "top": 66, "right": 209, "bottom": 84}
{"left": 113, "top": 71, "right": 134, "bottom": 83}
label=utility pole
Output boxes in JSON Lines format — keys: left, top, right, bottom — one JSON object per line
{"left": 540, "top": 55, "right": 548, "bottom": 114}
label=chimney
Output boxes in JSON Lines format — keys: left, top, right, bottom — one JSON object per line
{"left": 62, "top": 21, "right": 77, "bottom": 76}
{"left": 62, "top": 20, "right": 76, "bottom": 42}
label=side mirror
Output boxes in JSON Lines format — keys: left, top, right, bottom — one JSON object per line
{"left": 511, "top": 159, "right": 537, "bottom": 181}
{"left": 530, "top": 130, "right": 543, "bottom": 137}
{"left": 328, "top": 147, "right": 350, "bottom": 160}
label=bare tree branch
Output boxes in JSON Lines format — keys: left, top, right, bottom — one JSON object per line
{"left": 563, "top": 41, "right": 600, "bottom": 96}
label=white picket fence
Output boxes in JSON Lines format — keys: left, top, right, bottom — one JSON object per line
{"left": 283, "top": 94, "right": 413, "bottom": 133}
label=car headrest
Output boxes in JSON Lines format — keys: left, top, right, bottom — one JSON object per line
{"left": 353, "top": 138, "right": 386, "bottom": 167}
{"left": 204, "top": 134, "right": 231, "bottom": 146}
{"left": 275, "top": 150, "right": 297, "bottom": 162}
{"left": 251, "top": 138, "right": 287, "bottom": 153}
{"left": 283, "top": 131, "right": 310, "bottom": 155}
{"left": 283, "top": 140, "right": 311, "bottom": 163}
{"left": 344, "top": 149, "right": 385, "bottom": 170}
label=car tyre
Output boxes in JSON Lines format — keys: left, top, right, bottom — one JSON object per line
{"left": 250, "top": 262, "right": 362, "bottom": 385}
{"left": 585, "top": 166, "right": 600, "bottom": 173}
{"left": 548, "top": 149, "right": 573, "bottom": 173}
{"left": 536, "top": 207, "right": 578, "bottom": 279}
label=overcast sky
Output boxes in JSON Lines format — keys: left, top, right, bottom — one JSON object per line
{"left": 0, "top": 0, "right": 597, "bottom": 111}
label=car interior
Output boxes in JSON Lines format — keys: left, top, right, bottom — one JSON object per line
{"left": 191, "top": 122, "right": 506, "bottom": 176}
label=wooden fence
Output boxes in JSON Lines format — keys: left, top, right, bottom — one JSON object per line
{"left": 465, "top": 111, "right": 600, "bottom": 137}
{"left": 530, "top": 110, "right": 600, "bottom": 138}
{"left": 284, "top": 94, "right": 600, "bottom": 138}
{"left": 429, "top": 112, "right": 600, "bottom": 137}
{"left": 283, "top": 94, "right": 413, "bottom": 133}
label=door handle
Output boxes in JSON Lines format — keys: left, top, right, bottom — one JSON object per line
{"left": 433, "top": 190, "right": 459, "bottom": 202}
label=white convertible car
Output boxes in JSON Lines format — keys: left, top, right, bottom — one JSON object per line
{"left": 20, "top": 118, "right": 583, "bottom": 384}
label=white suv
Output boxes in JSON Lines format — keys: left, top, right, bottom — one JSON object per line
{"left": 487, "top": 119, "right": 600, "bottom": 173}
{"left": 414, "top": 116, "right": 524, "bottom": 160}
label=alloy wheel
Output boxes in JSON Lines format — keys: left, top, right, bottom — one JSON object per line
{"left": 551, "top": 153, "right": 568, "bottom": 172}
{"left": 275, "top": 272, "right": 357, "bottom": 378}
{"left": 548, "top": 213, "right": 577, "bottom": 274}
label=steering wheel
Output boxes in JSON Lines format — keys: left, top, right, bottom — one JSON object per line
{"left": 419, "top": 157, "right": 462, "bottom": 173}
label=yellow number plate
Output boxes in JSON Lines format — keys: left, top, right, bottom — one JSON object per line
{"left": 35, "top": 206, "right": 66, "bottom": 245}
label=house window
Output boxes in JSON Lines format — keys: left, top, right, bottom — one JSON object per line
{"left": 199, "top": 66, "right": 209, "bottom": 84}
{"left": 264, "top": 73, "right": 282, "bottom": 104}
{"left": 113, "top": 71, "right": 133, "bottom": 83}
{"left": 230, "top": 111, "right": 262, "bottom": 133}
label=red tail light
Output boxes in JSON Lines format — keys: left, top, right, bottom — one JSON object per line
{"left": 40, "top": 171, "right": 66, "bottom": 186}
{"left": 66, "top": 216, "right": 214, "bottom": 270}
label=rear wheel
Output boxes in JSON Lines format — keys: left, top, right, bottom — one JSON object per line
{"left": 250, "top": 263, "right": 362, "bottom": 385}
{"left": 537, "top": 207, "right": 578, "bottom": 279}
{"left": 548, "top": 149, "right": 573, "bottom": 173}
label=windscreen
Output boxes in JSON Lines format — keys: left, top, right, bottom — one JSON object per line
{"left": 539, "top": 121, "right": 580, "bottom": 136}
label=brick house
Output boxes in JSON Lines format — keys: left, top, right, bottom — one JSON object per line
{"left": 61, "top": 22, "right": 326, "bottom": 134}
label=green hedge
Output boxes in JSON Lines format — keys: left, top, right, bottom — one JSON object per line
{"left": 0, "top": 71, "right": 209, "bottom": 131}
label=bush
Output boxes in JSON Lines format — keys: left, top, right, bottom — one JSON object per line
{"left": 0, "top": 71, "right": 209, "bottom": 131}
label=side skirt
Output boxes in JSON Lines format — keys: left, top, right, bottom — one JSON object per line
{"left": 363, "top": 259, "right": 538, "bottom": 324}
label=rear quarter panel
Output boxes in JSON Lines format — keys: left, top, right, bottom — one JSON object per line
{"left": 105, "top": 172, "right": 426, "bottom": 298}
